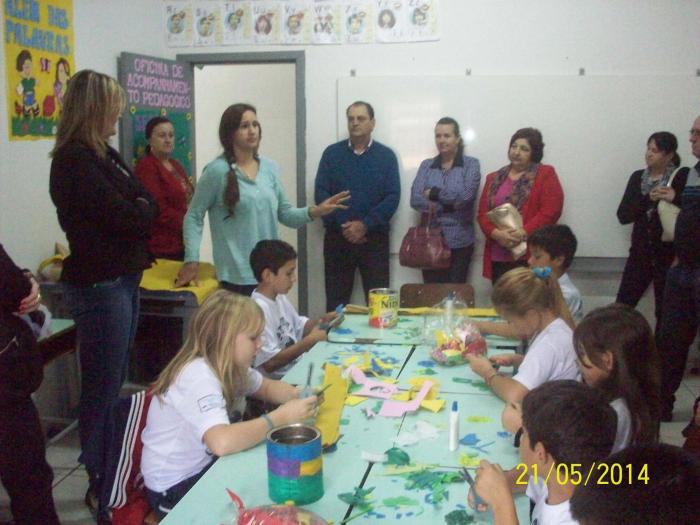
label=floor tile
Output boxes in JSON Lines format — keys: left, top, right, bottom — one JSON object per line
{"left": 52, "top": 472, "right": 94, "bottom": 525}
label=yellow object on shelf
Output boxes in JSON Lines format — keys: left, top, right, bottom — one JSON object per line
{"left": 139, "top": 259, "right": 218, "bottom": 305}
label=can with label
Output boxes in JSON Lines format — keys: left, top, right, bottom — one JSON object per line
{"left": 368, "top": 288, "right": 399, "bottom": 328}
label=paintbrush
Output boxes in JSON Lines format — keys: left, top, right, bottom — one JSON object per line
{"left": 461, "top": 467, "right": 486, "bottom": 507}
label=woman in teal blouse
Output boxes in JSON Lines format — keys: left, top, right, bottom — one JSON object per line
{"left": 176, "top": 103, "right": 348, "bottom": 294}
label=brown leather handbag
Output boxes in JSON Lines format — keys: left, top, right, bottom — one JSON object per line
{"left": 399, "top": 204, "right": 451, "bottom": 269}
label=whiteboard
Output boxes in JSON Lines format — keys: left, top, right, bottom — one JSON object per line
{"left": 338, "top": 75, "right": 700, "bottom": 257}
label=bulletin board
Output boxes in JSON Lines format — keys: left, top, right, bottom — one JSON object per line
{"left": 118, "top": 52, "right": 195, "bottom": 179}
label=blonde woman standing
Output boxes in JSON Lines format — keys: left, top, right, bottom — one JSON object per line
{"left": 49, "top": 70, "right": 157, "bottom": 521}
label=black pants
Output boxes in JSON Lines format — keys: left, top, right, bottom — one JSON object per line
{"left": 616, "top": 245, "right": 675, "bottom": 332}
{"left": 657, "top": 265, "right": 700, "bottom": 417}
{"left": 146, "top": 460, "right": 214, "bottom": 520}
{"left": 324, "top": 230, "right": 390, "bottom": 312}
{"left": 422, "top": 245, "right": 474, "bottom": 284}
{"left": 219, "top": 281, "right": 256, "bottom": 296}
{"left": 0, "top": 398, "right": 59, "bottom": 525}
{"left": 491, "top": 260, "right": 528, "bottom": 285}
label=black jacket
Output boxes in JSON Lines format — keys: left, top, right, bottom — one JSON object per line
{"left": 617, "top": 167, "right": 688, "bottom": 257}
{"left": 50, "top": 142, "right": 157, "bottom": 286}
{"left": 0, "top": 244, "right": 43, "bottom": 402}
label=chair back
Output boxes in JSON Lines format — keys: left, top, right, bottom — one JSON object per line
{"left": 399, "top": 283, "right": 475, "bottom": 308}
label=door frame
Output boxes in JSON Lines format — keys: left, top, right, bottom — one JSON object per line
{"left": 177, "top": 51, "right": 308, "bottom": 313}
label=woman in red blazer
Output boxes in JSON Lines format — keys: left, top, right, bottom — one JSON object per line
{"left": 135, "top": 117, "right": 193, "bottom": 260}
{"left": 477, "top": 128, "right": 564, "bottom": 283}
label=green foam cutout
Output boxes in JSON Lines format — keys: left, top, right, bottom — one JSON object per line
{"left": 384, "top": 447, "right": 411, "bottom": 466}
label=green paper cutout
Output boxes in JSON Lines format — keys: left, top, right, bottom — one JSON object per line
{"left": 340, "top": 418, "right": 350, "bottom": 425}
{"left": 452, "top": 377, "right": 490, "bottom": 391}
{"left": 416, "top": 368, "right": 438, "bottom": 375}
{"left": 444, "top": 509, "right": 475, "bottom": 525}
{"left": 382, "top": 496, "right": 420, "bottom": 508}
{"left": 465, "top": 416, "right": 492, "bottom": 423}
{"left": 384, "top": 447, "right": 411, "bottom": 466}
{"left": 338, "top": 486, "right": 375, "bottom": 510}
{"left": 404, "top": 469, "right": 463, "bottom": 505}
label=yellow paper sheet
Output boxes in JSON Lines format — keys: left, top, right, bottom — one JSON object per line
{"left": 315, "top": 364, "right": 348, "bottom": 447}
{"left": 420, "top": 399, "right": 446, "bottom": 413}
{"left": 344, "top": 395, "right": 367, "bottom": 407}
{"left": 408, "top": 377, "right": 441, "bottom": 399}
{"left": 139, "top": 259, "right": 218, "bottom": 305}
{"left": 344, "top": 304, "right": 498, "bottom": 317}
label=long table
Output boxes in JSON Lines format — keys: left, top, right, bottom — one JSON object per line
{"left": 161, "top": 314, "right": 527, "bottom": 524}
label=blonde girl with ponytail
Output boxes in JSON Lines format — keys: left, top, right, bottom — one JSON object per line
{"left": 467, "top": 266, "right": 578, "bottom": 405}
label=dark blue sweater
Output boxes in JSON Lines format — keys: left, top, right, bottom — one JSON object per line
{"left": 675, "top": 161, "right": 700, "bottom": 268}
{"left": 314, "top": 140, "right": 400, "bottom": 233}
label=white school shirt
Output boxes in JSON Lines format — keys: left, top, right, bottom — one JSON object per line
{"left": 610, "top": 397, "right": 633, "bottom": 453}
{"left": 526, "top": 478, "right": 579, "bottom": 525}
{"left": 252, "top": 290, "right": 309, "bottom": 380}
{"left": 558, "top": 273, "right": 583, "bottom": 323}
{"left": 513, "top": 318, "right": 580, "bottom": 391}
{"left": 141, "top": 358, "right": 263, "bottom": 492}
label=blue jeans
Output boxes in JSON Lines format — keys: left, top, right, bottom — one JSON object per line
{"left": 657, "top": 265, "right": 700, "bottom": 413}
{"left": 63, "top": 273, "right": 142, "bottom": 485}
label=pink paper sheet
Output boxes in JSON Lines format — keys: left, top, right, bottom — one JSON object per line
{"left": 349, "top": 366, "right": 399, "bottom": 399}
{"left": 379, "top": 380, "right": 434, "bottom": 418}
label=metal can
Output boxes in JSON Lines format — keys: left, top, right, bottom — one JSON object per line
{"left": 368, "top": 288, "right": 398, "bottom": 328}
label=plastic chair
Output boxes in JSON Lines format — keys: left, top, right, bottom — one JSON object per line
{"left": 399, "top": 283, "right": 475, "bottom": 308}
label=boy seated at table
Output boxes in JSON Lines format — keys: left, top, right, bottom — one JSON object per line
{"left": 475, "top": 224, "right": 582, "bottom": 340}
{"left": 569, "top": 443, "right": 700, "bottom": 525}
{"left": 470, "top": 380, "right": 616, "bottom": 525}
{"left": 249, "top": 240, "right": 336, "bottom": 379}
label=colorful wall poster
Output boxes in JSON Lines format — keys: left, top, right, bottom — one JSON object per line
{"left": 311, "top": 1, "right": 342, "bottom": 44}
{"left": 118, "top": 53, "right": 195, "bottom": 180}
{"left": 4, "top": 0, "right": 75, "bottom": 140}
{"left": 402, "top": 0, "right": 438, "bottom": 42}
{"left": 375, "top": 0, "right": 405, "bottom": 43}
{"left": 282, "top": 2, "right": 311, "bottom": 45}
{"left": 193, "top": 2, "right": 223, "bottom": 46}
{"left": 252, "top": 2, "right": 282, "bottom": 44}
{"left": 342, "top": 2, "right": 374, "bottom": 44}
{"left": 222, "top": 1, "right": 252, "bottom": 44}
{"left": 164, "top": 2, "right": 194, "bottom": 47}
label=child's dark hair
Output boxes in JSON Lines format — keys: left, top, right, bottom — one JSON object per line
{"left": 528, "top": 224, "right": 578, "bottom": 270}
{"left": 250, "top": 240, "right": 297, "bottom": 282}
{"left": 570, "top": 444, "right": 700, "bottom": 525}
{"left": 574, "top": 304, "right": 660, "bottom": 444}
{"left": 522, "top": 380, "right": 616, "bottom": 468}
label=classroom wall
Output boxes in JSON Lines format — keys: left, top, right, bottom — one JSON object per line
{"left": 2, "top": 0, "right": 699, "bottom": 319}
{"left": 165, "top": 0, "right": 700, "bottom": 316}
{"left": 0, "top": 0, "right": 166, "bottom": 269}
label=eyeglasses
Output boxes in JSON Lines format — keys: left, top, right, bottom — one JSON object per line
{"left": 690, "top": 129, "right": 700, "bottom": 137}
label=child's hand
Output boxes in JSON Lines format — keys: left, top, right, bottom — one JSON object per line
{"left": 275, "top": 396, "right": 318, "bottom": 425}
{"left": 321, "top": 312, "right": 338, "bottom": 324}
{"left": 466, "top": 354, "right": 495, "bottom": 379}
{"left": 467, "top": 486, "right": 489, "bottom": 513}
{"left": 501, "top": 402, "right": 522, "bottom": 434}
{"left": 474, "top": 460, "right": 511, "bottom": 509}
{"left": 307, "top": 326, "right": 328, "bottom": 344}
{"left": 489, "top": 354, "right": 516, "bottom": 367}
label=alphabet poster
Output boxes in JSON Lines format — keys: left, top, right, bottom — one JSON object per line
{"left": 163, "top": 0, "right": 439, "bottom": 46}
{"left": 4, "top": 0, "right": 75, "bottom": 140}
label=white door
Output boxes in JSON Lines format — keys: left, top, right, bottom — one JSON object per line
{"left": 194, "top": 63, "right": 300, "bottom": 307}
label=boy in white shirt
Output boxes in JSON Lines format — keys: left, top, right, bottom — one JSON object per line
{"left": 249, "top": 240, "right": 336, "bottom": 380}
{"left": 470, "top": 380, "right": 616, "bottom": 525}
{"left": 475, "top": 224, "right": 583, "bottom": 340}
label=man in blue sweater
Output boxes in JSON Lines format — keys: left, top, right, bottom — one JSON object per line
{"left": 314, "top": 101, "right": 400, "bottom": 311}
{"left": 658, "top": 114, "right": 700, "bottom": 421}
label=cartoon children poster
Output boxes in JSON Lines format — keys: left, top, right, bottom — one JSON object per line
{"left": 343, "top": 2, "right": 374, "bottom": 44}
{"left": 282, "top": 3, "right": 311, "bottom": 45}
{"left": 222, "top": 1, "right": 252, "bottom": 44}
{"left": 375, "top": 0, "right": 405, "bottom": 43}
{"left": 164, "top": 2, "right": 193, "bottom": 47}
{"left": 4, "top": 0, "right": 75, "bottom": 140}
{"left": 311, "top": 1, "right": 342, "bottom": 44}
{"left": 402, "top": 0, "right": 439, "bottom": 41}
{"left": 252, "top": 2, "right": 282, "bottom": 44}
{"left": 193, "top": 2, "right": 222, "bottom": 46}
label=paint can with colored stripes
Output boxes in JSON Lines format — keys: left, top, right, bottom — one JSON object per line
{"left": 266, "top": 424, "right": 324, "bottom": 504}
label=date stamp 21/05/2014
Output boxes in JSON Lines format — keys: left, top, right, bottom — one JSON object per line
{"left": 515, "top": 462, "right": 649, "bottom": 486}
